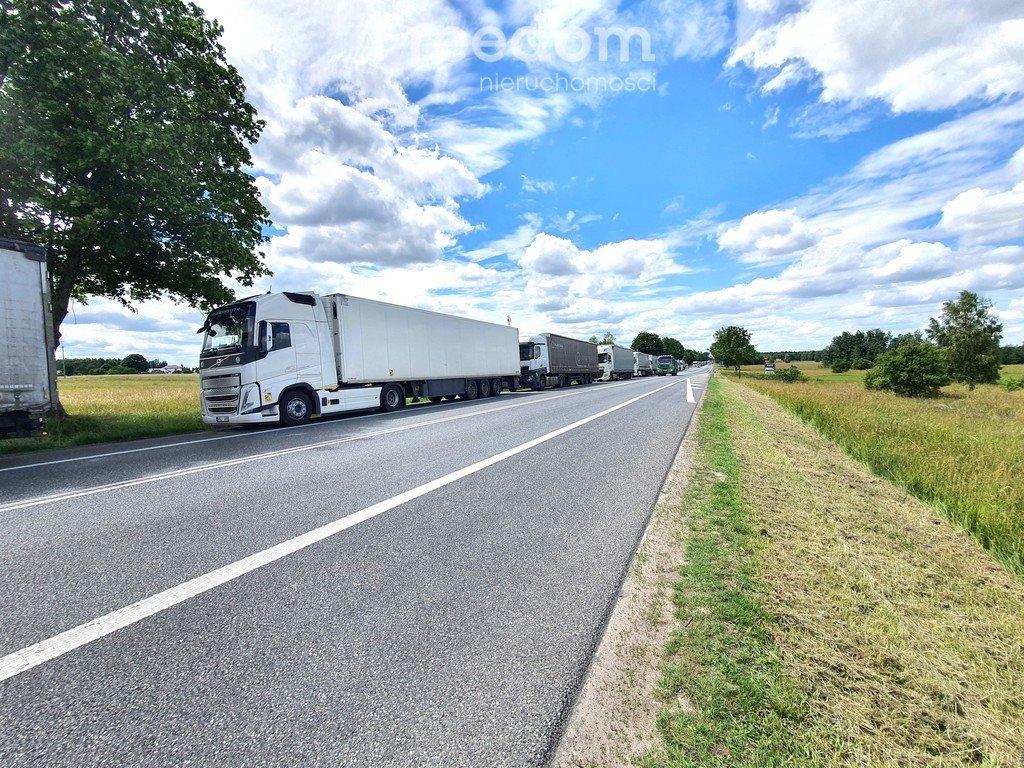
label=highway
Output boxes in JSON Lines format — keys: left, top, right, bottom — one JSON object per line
{"left": 0, "top": 369, "right": 709, "bottom": 767}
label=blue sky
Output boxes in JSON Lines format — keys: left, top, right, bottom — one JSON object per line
{"left": 62, "top": 0, "right": 1024, "bottom": 363}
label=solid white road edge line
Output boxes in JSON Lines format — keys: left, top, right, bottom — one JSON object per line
{"left": 0, "top": 378, "right": 685, "bottom": 683}
{"left": 0, "top": 376, "right": 658, "bottom": 475}
{"left": 0, "top": 377, "right": 685, "bottom": 512}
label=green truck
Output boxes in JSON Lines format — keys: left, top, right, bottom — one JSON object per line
{"left": 655, "top": 355, "right": 677, "bottom": 376}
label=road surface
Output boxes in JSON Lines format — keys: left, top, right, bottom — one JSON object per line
{"left": 0, "top": 369, "right": 709, "bottom": 766}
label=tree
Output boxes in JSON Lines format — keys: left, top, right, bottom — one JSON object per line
{"left": 661, "top": 337, "right": 686, "bottom": 361}
{"left": 709, "top": 326, "right": 758, "bottom": 376}
{"left": 588, "top": 336, "right": 599, "bottom": 344}
{"left": 927, "top": 291, "right": 1002, "bottom": 389}
{"left": 1, "top": 0, "right": 270, "bottom": 347}
{"left": 631, "top": 331, "right": 662, "bottom": 355}
{"left": 121, "top": 353, "right": 149, "bottom": 373}
{"left": 865, "top": 345, "right": 950, "bottom": 397}
{"left": 601, "top": 332, "right": 616, "bottom": 345}
{"left": 890, "top": 331, "right": 924, "bottom": 349}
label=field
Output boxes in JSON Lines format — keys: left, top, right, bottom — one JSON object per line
{"left": 0, "top": 374, "right": 202, "bottom": 456}
{"left": 652, "top": 376, "right": 1024, "bottom": 766}
{"left": 723, "top": 363, "right": 1024, "bottom": 574}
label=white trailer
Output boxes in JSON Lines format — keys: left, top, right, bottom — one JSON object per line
{"left": 596, "top": 344, "right": 635, "bottom": 381}
{"left": 199, "top": 292, "right": 521, "bottom": 427}
{"left": 0, "top": 239, "right": 60, "bottom": 439}
{"left": 633, "top": 351, "right": 654, "bottom": 376}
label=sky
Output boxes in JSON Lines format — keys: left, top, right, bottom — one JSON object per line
{"left": 59, "top": 0, "right": 1024, "bottom": 364}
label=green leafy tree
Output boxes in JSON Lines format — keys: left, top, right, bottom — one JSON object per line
{"left": 831, "top": 359, "right": 852, "bottom": 373}
{"left": 709, "top": 326, "right": 758, "bottom": 376}
{"left": 1, "top": 0, "right": 270, "bottom": 346}
{"left": 588, "top": 336, "right": 599, "bottom": 344}
{"left": 865, "top": 345, "right": 951, "bottom": 397}
{"left": 927, "top": 291, "right": 1002, "bottom": 389}
{"left": 601, "top": 332, "right": 616, "bottom": 345}
{"left": 661, "top": 337, "right": 686, "bottom": 361}
{"left": 631, "top": 331, "right": 662, "bottom": 355}
{"left": 121, "top": 353, "right": 149, "bottom": 373}
{"left": 890, "top": 331, "right": 924, "bottom": 349}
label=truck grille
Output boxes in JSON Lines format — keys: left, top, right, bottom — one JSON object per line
{"left": 201, "top": 373, "right": 241, "bottom": 415}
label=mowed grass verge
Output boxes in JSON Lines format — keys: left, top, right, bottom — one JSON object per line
{"left": 652, "top": 376, "right": 1024, "bottom": 766}
{"left": 0, "top": 374, "right": 202, "bottom": 456}
{"left": 731, "top": 369, "right": 1024, "bottom": 574}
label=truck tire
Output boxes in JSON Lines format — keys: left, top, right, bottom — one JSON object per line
{"left": 465, "top": 379, "right": 478, "bottom": 400}
{"left": 280, "top": 390, "right": 312, "bottom": 427}
{"left": 511, "top": 376, "right": 520, "bottom": 391}
{"left": 479, "top": 378, "right": 491, "bottom": 398}
{"left": 380, "top": 384, "right": 405, "bottom": 412}
{"left": 491, "top": 378, "right": 502, "bottom": 397}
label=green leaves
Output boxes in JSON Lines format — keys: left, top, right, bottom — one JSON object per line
{"left": 927, "top": 291, "right": 1002, "bottom": 389}
{"left": 864, "top": 344, "right": 951, "bottom": 397}
{"left": 710, "top": 326, "right": 759, "bottom": 376}
{"left": 1, "top": 0, "right": 270, "bottom": 343}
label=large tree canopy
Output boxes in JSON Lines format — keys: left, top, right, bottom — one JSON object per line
{"left": 0, "top": 0, "right": 270, "bottom": 344}
{"left": 710, "top": 325, "right": 759, "bottom": 375}
{"left": 927, "top": 291, "right": 1002, "bottom": 389}
{"left": 631, "top": 331, "right": 663, "bottom": 355}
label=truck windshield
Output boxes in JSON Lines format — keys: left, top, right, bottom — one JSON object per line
{"left": 519, "top": 343, "right": 536, "bottom": 362}
{"left": 657, "top": 355, "right": 674, "bottom": 365}
{"left": 598, "top": 353, "right": 610, "bottom": 363}
{"left": 201, "top": 303, "right": 255, "bottom": 356}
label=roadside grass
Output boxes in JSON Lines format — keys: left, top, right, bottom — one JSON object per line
{"left": 652, "top": 376, "right": 1024, "bottom": 766}
{"left": 648, "top": 377, "right": 810, "bottom": 767}
{"left": 0, "top": 374, "right": 202, "bottom": 456}
{"left": 731, "top": 374, "right": 1024, "bottom": 575}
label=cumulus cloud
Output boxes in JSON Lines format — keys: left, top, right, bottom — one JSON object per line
{"left": 939, "top": 182, "right": 1024, "bottom": 244}
{"left": 718, "top": 209, "right": 825, "bottom": 264}
{"left": 730, "top": 0, "right": 1024, "bottom": 113}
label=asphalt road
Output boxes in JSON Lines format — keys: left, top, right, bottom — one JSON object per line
{"left": 0, "top": 369, "right": 710, "bottom": 767}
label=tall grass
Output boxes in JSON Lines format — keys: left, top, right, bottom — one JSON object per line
{"left": 738, "top": 376, "right": 1024, "bottom": 574}
{"left": 0, "top": 374, "right": 202, "bottom": 455}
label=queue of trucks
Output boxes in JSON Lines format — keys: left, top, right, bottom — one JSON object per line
{"left": 0, "top": 238, "right": 691, "bottom": 436}
{"left": 197, "top": 291, "right": 688, "bottom": 428}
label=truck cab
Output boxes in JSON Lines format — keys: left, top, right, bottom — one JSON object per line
{"left": 519, "top": 336, "right": 548, "bottom": 389}
{"left": 199, "top": 292, "right": 335, "bottom": 426}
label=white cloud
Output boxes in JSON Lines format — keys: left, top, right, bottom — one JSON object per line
{"left": 718, "top": 209, "right": 826, "bottom": 264}
{"left": 521, "top": 175, "right": 557, "bottom": 193}
{"left": 939, "top": 181, "right": 1024, "bottom": 244}
{"left": 730, "top": 0, "right": 1024, "bottom": 113}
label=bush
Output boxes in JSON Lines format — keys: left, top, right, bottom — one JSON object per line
{"left": 998, "top": 375, "right": 1024, "bottom": 392}
{"left": 773, "top": 366, "right": 806, "bottom": 382}
{"left": 865, "top": 344, "right": 950, "bottom": 397}
{"left": 831, "top": 359, "right": 852, "bottom": 373}
{"left": 852, "top": 358, "right": 874, "bottom": 370}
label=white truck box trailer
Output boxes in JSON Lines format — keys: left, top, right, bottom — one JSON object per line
{"left": 199, "top": 291, "right": 520, "bottom": 427}
{"left": 596, "top": 344, "right": 635, "bottom": 381}
{"left": 0, "top": 239, "right": 60, "bottom": 439}
{"left": 633, "top": 350, "right": 654, "bottom": 376}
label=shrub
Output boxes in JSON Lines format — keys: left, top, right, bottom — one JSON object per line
{"left": 773, "top": 366, "right": 806, "bottom": 382}
{"left": 998, "top": 375, "right": 1024, "bottom": 392}
{"left": 852, "top": 358, "right": 874, "bottom": 370}
{"left": 831, "top": 359, "right": 852, "bottom": 373}
{"left": 865, "top": 344, "right": 951, "bottom": 397}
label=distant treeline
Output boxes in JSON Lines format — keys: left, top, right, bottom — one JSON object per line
{"left": 56, "top": 355, "right": 192, "bottom": 375}
{"left": 763, "top": 342, "right": 1023, "bottom": 365}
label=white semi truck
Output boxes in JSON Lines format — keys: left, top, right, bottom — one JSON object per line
{"left": 0, "top": 239, "right": 60, "bottom": 439}
{"left": 596, "top": 344, "right": 635, "bottom": 381}
{"left": 199, "top": 292, "right": 520, "bottom": 427}
{"left": 633, "top": 350, "right": 654, "bottom": 377}
{"left": 518, "top": 333, "right": 600, "bottom": 389}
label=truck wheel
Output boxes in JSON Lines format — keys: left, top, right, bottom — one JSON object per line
{"left": 479, "top": 378, "right": 491, "bottom": 398}
{"left": 280, "top": 390, "right": 312, "bottom": 427}
{"left": 491, "top": 378, "right": 502, "bottom": 396}
{"left": 465, "top": 379, "right": 478, "bottom": 400}
{"left": 511, "top": 377, "right": 521, "bottom": 391}
{"left": 380, "top": 384, "right": 405, "bottom": 412}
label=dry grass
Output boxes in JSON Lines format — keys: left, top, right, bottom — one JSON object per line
{"left": 721, "top": 377, "right": 1024, "bottom": 766}
{"left": 0, "top": 374, "right": 202, "bottom": 455}
{"left": 734, "top": 374, "right": 1024, "bottom": 574}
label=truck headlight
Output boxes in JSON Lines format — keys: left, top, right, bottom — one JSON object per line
{"left": 239, "top": 383, "right": 262, "bottom": 414}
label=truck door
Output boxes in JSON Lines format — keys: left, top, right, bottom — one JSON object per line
{"left": 291, "top": 321, "right": 322, "bottom": 386}
{"left": 258, "top": 321, "right": 297, "bottom": 388}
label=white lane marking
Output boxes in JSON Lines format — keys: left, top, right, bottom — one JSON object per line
{"left": 0, "top": 379, "right": 645, "bottom": 475}
{"left": 0, "top": 378, "right": 684, "bottom": 683}
{"left": 686, "top": 377, "right": 696, "bottom": 404}
{"left": 0, "top": 378, "right": 660, "bottom": 513}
